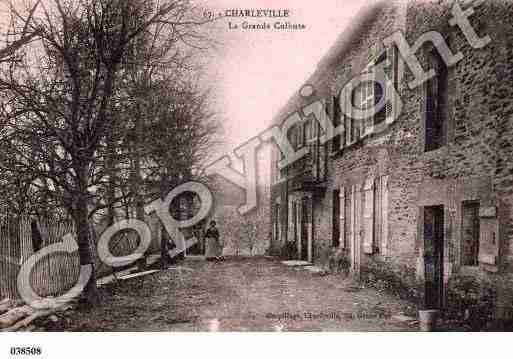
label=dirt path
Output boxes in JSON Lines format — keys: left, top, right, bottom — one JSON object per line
{"left": 53, "top": 257, "right": 418, "bottom": 331}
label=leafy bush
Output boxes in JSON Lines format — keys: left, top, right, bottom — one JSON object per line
{"left": 446, "top": 275, "right": 497, "bottom": 329}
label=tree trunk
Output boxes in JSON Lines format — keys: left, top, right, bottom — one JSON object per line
{"left": 131, "top": 111, "right": 146, "bottom": 270}
{"left": 74, "top": 199, "right": 100, "bottom": 306}
{"left": 106, "top": 125, "right": 116, "bottom": 226}
{"left": 73, "top": 162, "right": 100, "bottom": 306}
{"left": 132, "top": 111, "right": 145, "bottom": 221}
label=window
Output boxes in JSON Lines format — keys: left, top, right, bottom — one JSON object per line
{"left": 292, "top": 202, "right": 298, "bottom": 243}
{"left": 357, "top": 79, "right": 375, "bottom": 129}
{"left": 304, "top": 118, "right": 317, "bottom": 143}
{"left": 345, "top": 90, "right": 360, "bottom": 144}
{"left": 332, "top": 96, "right": 342, "bottom": 151}
{"left": 383, "top": 45, "right": 399, "bottom": 121}
{"left": 346, "top": 46, "right": 398, "bottom": 143}
{"left": 462, "top": 201, "right": 480, "bottom": 266}
{"left": 297, "top": 122, "right": 304, "bottom": 148}
{"left": 362, "top": 176, "right": 389, "bottom": 255}
{"left": 271, "top": 148, "right": 283, "bottom": 183}
{"left": 287, "top": 124, "right": 303, "bottom": 150}
{"left": 373, "top": 51, "right": 387, "bottom": 125}
{"left": 425, "top": 49, "right": 448, "bottom": 152}
{"left": 273, "top": 203, "right": 282, "bottom": 241}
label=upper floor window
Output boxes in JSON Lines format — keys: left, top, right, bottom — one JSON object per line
{"left": 346, "top": 89, "right": 360, "bottom": 145}
{"left": 271, "top": 147, "right": 283, "bottom": 183}
{"left": 287, "top": 123, "right": 303, "bottom": 151}
{"left": 346, "top": 45, "right": 398, "bottom": 145}
{"left": 425, "top": 48, "right": 448, "bottom": 152}
{"left": 273, "top": 203, "right": 282, "bottom": 241}
{"left": 331, "top": 95, "right": 343, "bottom": 152}
{"left": 373, "top": 51, "right": 387, "bottom": 125}
{"left": 304, "top": 117, "right": 317, "bottom": 144}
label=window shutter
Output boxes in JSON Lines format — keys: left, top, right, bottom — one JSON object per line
{"left": 288, "top": 200, "right": 294, "bottom": 242}
{"left": 478, "top": 212, "right": 499, "bottom": 271}
{"left": 298, "top": 123, "right": 304, "bottom": 148}
{"left": 339, "top": 187, "right": 346, "bottom": 248}
{"left": 350, "top": 184, "right": 362, "bottom": 273}
{"left": 374, "top": 178, "right": 382, "bottom": 253}
{"left": 374, "top": 52, "right": 387, "bottom": 126}
{"left": 276, "top": 204, "right": 282, "bottom": 242}
{"left": 385, "top": 46, "right": 397, "bottom": 120}
{"left": 331, "top": 96, "right": 342, "bottom": 151}
{"left": 425, "top": 76, "right": 438, "bottom": 151}
{"left": 416, "top": 206, "right": 424, "bottom": 253}
{"left": 374, "top": 72, "right": 385, "bottom": 125}
{"left": 346, "top": 113, "right": 353, "bottom": 145}
{"left": 362, "top": 178, "right": 374, "bottom": 254}
{"left": 338, "top": 102, "right": 345, "bottom": 150}
{"left": 381, "top": 176, "right": 389, "bottom": 256}
{"left": 349, "top": 185, "right": 356, "bottom": 272}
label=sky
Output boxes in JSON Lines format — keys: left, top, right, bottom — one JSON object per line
{"left": 0, "top": 0, "right": 371, "bottom": 176}
{"left": 199, "top": 0, "right": 369, "bottom": 151}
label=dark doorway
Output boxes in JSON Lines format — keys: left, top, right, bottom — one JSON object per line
{"left": 332, "top": 190, "right": 341, "bottom": 247}
{"left": 300, "top": 198, "right": 309, "bottom": 261}
{"left": 424, "top": 205, "right": 444, "bottom": 309}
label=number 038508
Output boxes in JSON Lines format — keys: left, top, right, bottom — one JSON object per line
{"left": 10, "top": 347, "right": 42, "bottom": 356}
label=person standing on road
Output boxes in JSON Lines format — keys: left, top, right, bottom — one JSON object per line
{"left": 205, "top": 220, "right": 223, "bottom": 261}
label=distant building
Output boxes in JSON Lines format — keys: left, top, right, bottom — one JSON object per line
{"left": 209, "top": 174, "right": 271, "bottom": 256}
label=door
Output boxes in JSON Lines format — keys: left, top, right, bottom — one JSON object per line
{"left": 350, "top": 185, "right": 361, "bottom": 274}
{"left": 300, "top": 198, "right": 310, "bottom": 261}
{"left": 423, "top": 205, "right": 444, "bottom": 309}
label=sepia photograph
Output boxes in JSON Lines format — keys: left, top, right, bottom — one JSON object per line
{"left": 0, "top": 0, "right": 512, "bottom": 357}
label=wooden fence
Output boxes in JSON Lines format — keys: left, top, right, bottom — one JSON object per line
{"left": 0, "top": 217, "right": 78, "bottom": 299}
{"left": 0, "top": 216, "right": 146, "bottom": 300}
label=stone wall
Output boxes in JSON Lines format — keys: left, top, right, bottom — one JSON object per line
{"left": 269, "top": 0, "right": 513, "bottom": 322}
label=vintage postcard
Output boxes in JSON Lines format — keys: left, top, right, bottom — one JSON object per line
{"left": 0, "top": 0, "right": 512, "bottom": 357}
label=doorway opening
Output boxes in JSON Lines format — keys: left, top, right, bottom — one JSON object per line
{"left": 423, "top": 205, "right": 444, "bottom": 309}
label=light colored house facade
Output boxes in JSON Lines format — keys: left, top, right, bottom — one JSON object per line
{"left": 269, "top": 0, "right": 513, "bottom": 317}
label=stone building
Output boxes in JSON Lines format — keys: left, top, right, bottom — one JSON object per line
{"left": 209, "top": 175, "right": 271, "bottom": 256}
{"left": 269, "top": 0, "right": 513, "bottom": 320}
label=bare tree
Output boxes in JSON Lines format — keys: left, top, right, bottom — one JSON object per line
{"left": 0, "top": 0, "right": 211, "bottom": 305}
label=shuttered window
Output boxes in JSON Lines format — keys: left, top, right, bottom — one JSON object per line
{"left": 332, "top": 187, "right": 346, "bottom": 248}
{"left": 273, "top": 203, "right": 282, "bottom": 242}
{"left": 288, "top": 124, "right": 304, "bottom": 151}
{"left": 374, "top": 51, "right": 387, "bottom": 126}
{"left": 346, "top": 90, "right": 359, "bottom": 145}
{"left": 346, "top": 46, "right": 399, "bottom": 142}
{"left": 425, "top": 49, "right": 448, "bottom": 152}
{"left": 332, "top": 95, "right": 343, "bottom": 151}
{"left": 332, "top": 189, "right": 340, "bottom": 247}
{"left": 362, "top": 178, "right": 375, "bottom": 254}
{"left": 360, "top": 176, "right": 389, "bottom": 255}
{"left": 384, "top": 45, "right": 399, "bottom": 121}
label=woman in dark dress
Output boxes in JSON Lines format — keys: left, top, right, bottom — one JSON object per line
{"left": 204, "top": 220, "right": 223, "bottom": 260}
